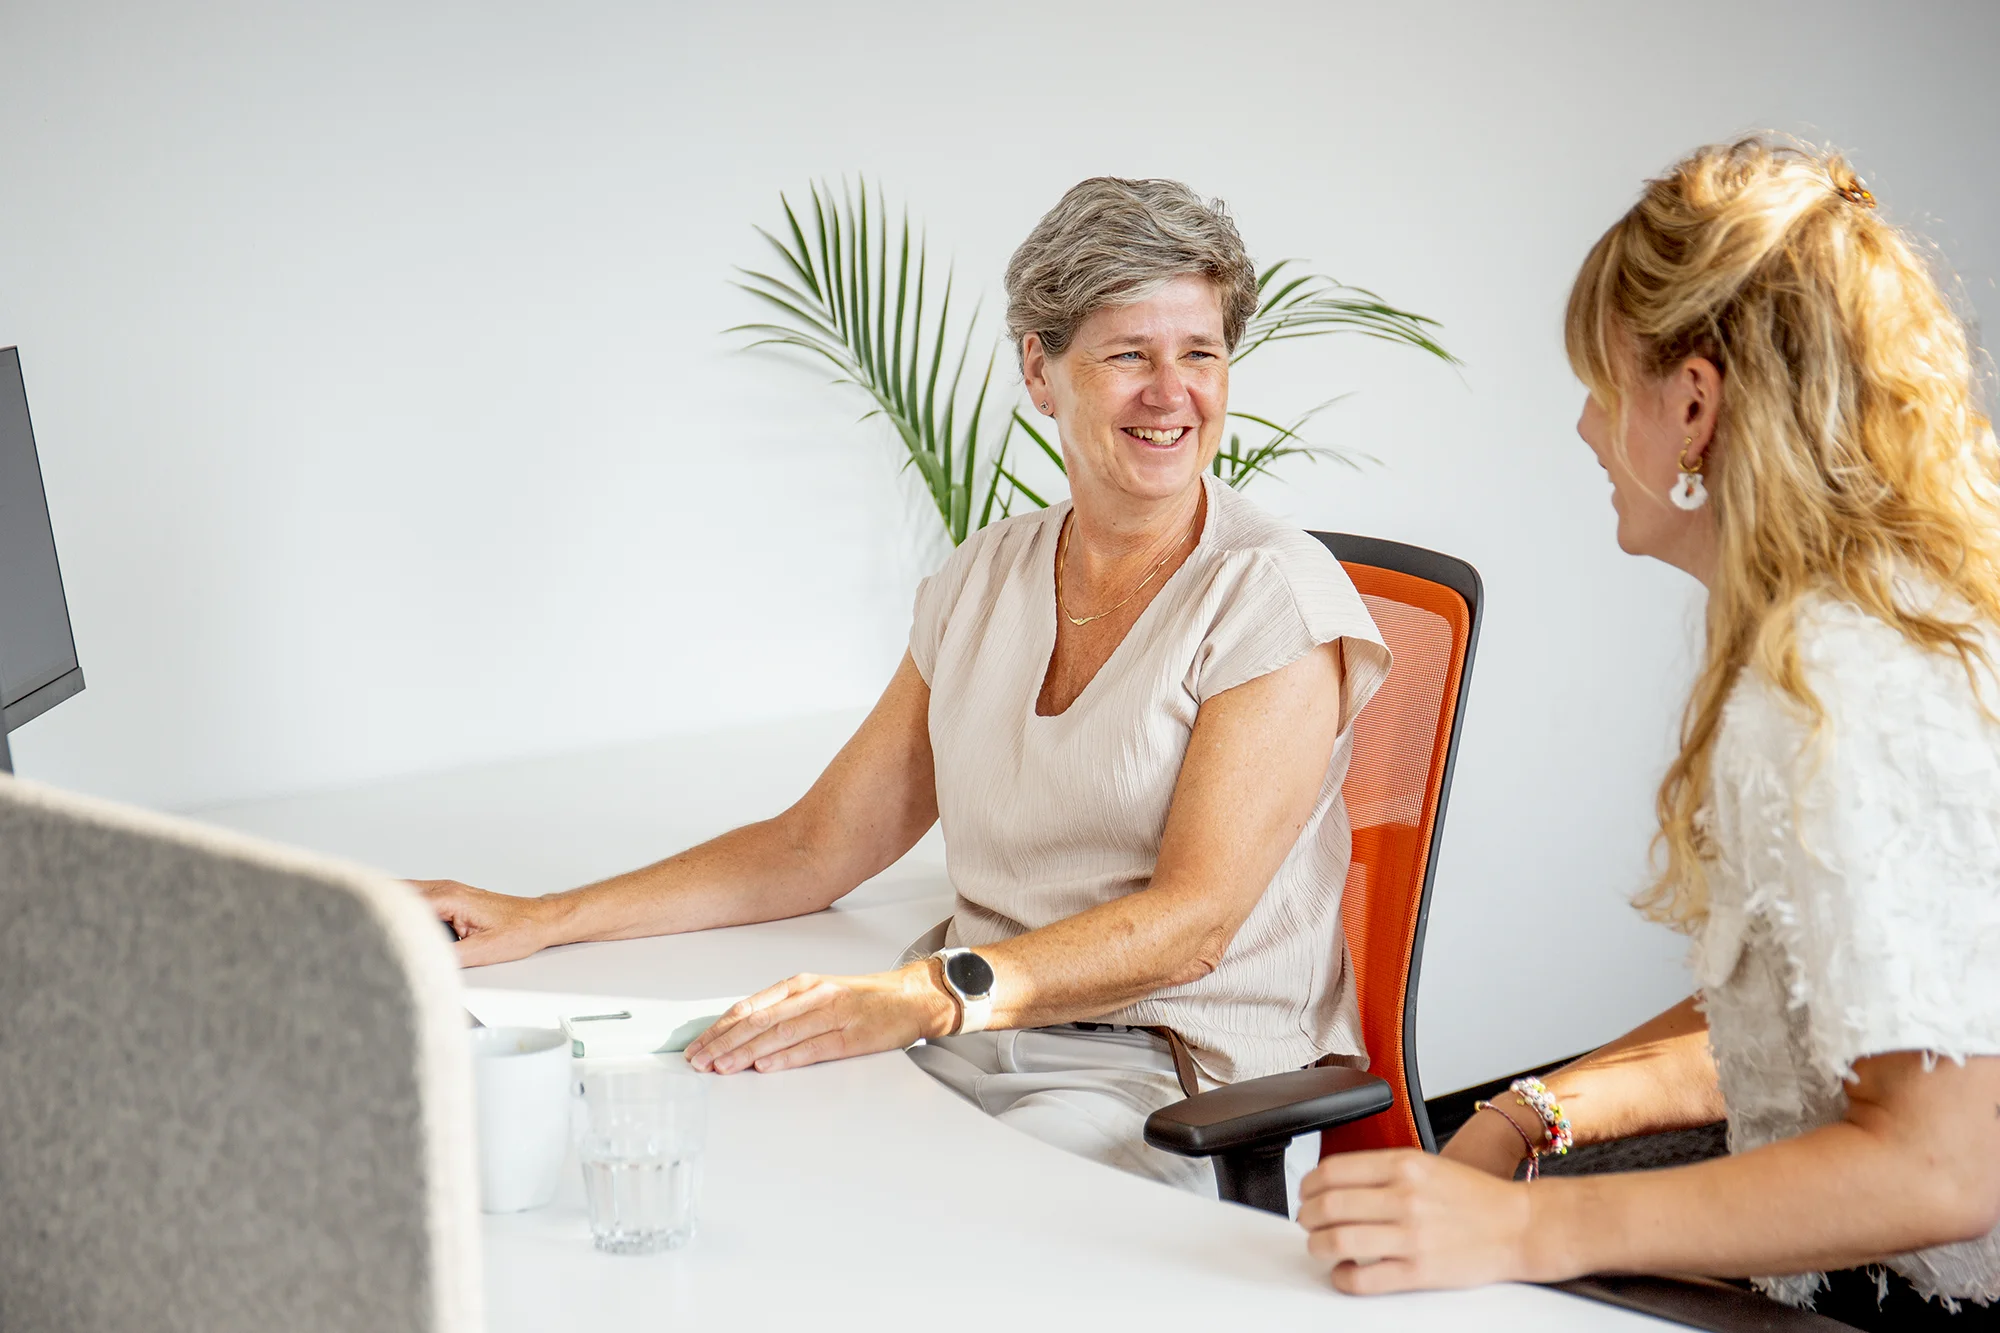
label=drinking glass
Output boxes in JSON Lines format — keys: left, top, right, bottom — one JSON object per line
{"left": 576, "top": 1059, "right": 707, "bottom": 1254}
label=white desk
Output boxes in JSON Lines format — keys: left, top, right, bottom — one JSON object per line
{"left": 200, "top": 721, "right": 1663, "bottom": 1332}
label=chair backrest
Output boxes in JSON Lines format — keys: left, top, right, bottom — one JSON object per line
{"left": 1311, "top": 534, "right": 1482, "bottom": 1156}
{"left": 0, "top": 776, "right": 482, "bottom": 1333}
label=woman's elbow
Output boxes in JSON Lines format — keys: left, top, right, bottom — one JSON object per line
{"left": 1945, "top": 1180, "right": 2000, "bottom": 1246}
{"left": 1160, "top": 924, "right": 1234, "bottom": 988}
{"left": 1906, "top": 1163, "right": 2000, "bottom": 1248}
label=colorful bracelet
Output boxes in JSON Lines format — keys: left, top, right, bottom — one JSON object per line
{"left": 1471, "top": 1098, "right": 1545, "bottom": 1179}
{"left": 1507, "top": 1076, "right": 1574, "bottom": 1157}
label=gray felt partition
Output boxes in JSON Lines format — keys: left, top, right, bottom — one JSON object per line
{"left": 0, "top": 775, "right": 482, "bottom": 1333}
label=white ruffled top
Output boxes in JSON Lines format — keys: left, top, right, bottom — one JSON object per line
{"left": 1693, "top": 591, "right": 2000, "bottom": 1309}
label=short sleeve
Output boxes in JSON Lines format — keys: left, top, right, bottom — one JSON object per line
{"left": 1191, "top": 545, "right": 1391, "bottom": 729}
{"left": 1774, "top": 610, "right": 2000, "bottom": 1081}
{"left": 908, "top": 525, "right": 994, "bottom": 686}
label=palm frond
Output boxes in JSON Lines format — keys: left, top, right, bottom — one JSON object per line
{"left": 1234, "top": 260, "right": 1458, "bottom": 367}
{"left": 1210, "top": 398, "right": 1375, "bottom": 489}
{"left": 732, "top": 180, "right": 1020, "bottom": 545}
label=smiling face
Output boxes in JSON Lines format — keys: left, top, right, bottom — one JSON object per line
{"left": 1022, "top": 274, "right": 1228, "bottom": 514}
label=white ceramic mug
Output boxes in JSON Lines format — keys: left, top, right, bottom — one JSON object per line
{"left": 469, "top": 1026, "right": 573, "bottom": 1213}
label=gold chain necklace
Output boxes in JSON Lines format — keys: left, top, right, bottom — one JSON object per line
{"left": 1056, "top": 505, "right": 1200, "bottom": 628}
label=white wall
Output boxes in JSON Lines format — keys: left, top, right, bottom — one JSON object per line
{"left": 4, "top": 0, "right": 1996, "bottom": 1092}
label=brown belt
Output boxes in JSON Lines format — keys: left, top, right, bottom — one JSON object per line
{"left": 1080, "top": 1020, "right": 1376, "bottom": 1096}
{"left": 1057, "top": 1020, "right": 1202, "bottom": 1097}
{"left": 1069, "top": 1023, "right": 1364, "bottom": 1100}
{"left": 1142, "top": 1026, "right": 1203, "bottom": 1099}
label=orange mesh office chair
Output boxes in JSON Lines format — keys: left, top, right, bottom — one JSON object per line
{"left": 1320, "top": 532, "right": 1479, "bottom": 1157}
{"left": 1145, "top": 534, "right": 1481, "bottom": 1214}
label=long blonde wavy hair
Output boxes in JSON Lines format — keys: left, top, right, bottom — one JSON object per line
{"left": 1565, "top": 136, "right": 2000, "bottom": 929}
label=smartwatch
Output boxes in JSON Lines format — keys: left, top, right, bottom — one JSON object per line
{"left": 930, "top": 947, "right": 995, "bottom": 1035}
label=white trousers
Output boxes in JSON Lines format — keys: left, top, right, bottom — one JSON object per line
{"left": 907, "top": 1026, "right": 1320, "bottom": 1208}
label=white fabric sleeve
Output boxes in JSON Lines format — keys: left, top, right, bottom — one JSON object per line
{"left": 1774, "top": 609, "right": 2000, "bottom": 1083}
{"left": 907, "top": 570, "right": 948, "bottom": 686}
{"left": 1191, "top": 546, "right": 1391, "bottom": 729}
{"left": 908, "top": 524, "right": 999, "bottom": 686}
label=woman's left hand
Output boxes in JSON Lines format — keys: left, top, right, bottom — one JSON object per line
{"left": 684, "top": 963, "right": 956, "bottom": 1074}
{"left": 1297, "top": 1149, "right": 1540, "bottom": 1294}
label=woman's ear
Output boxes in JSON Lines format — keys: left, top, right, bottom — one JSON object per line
{"left": 1678, "top": 356, "right": 1723, "bottom": 464}
{"left": 1021, "top": 334, "right": 1053, "bottom": 415}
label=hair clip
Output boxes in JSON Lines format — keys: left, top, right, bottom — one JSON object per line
{"left": 1835, "top": 177, "right": 1877, "bottom": 209}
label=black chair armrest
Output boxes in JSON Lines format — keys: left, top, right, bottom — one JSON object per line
{"left": 1144, "top": 1065, "right": 1393, "bottom": 1158}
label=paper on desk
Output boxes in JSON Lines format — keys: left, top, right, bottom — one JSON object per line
{"left": 463, "top": 988, "right": 744, "bottom": 1056}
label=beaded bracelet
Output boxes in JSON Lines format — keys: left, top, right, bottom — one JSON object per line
{"left": 1471, "top": 1098, "right": 1545, "bottom": 1179}
{"left": 1508, "top": 1076, "right": 1574, "bottom": 1157}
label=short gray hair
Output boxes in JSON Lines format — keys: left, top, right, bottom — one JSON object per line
{"left": 1004, "top": 178, "right": 1259, "bottom": 366}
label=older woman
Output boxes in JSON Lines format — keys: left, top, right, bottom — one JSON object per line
{"left": 1296, "top": 140, "right": 2000, "bottom": 1328}
{"left": 420, "top": 178, "right": 1389, "bottom": 1194}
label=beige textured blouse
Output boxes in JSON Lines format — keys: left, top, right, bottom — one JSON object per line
{"left": 909, "top": 476, "right": 1391, "bottom": 1083}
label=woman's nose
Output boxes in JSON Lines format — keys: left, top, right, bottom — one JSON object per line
{"left": 1141, "top": 363, "right": 1191, "bottom": 411}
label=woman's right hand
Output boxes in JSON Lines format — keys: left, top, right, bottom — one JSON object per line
{"left": 412, "top": 879, "right": 564, "bottom": 967}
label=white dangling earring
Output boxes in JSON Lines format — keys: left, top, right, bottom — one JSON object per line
{"left": 1670, "top": 438, "right": 1709, "bottom": 511}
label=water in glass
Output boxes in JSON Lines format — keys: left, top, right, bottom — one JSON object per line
{"left": 576, "top": 1059, "right": 706, "bottom": 1254}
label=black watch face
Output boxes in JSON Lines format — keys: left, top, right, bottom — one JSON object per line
{"left": 945, "top": 951, "right": 994, "bottom": 997}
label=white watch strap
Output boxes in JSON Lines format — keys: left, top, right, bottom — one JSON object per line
{"left": 956, "top": 992, "right": 993, "bottom": 1036}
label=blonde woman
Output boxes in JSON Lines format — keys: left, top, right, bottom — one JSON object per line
{"left": 1297, "top": 139, "right": 2000, "bottom": 1328}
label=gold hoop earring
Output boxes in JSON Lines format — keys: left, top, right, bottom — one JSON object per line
{"left": 1671, "top": 436, "right": 1708, "bottom": 511}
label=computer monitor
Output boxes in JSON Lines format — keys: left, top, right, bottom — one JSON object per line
{"left": 0, "top": 346, "right": 84, "bottom": 774}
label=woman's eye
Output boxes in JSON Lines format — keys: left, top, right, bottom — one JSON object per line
{"left": 1186, "top": 351, "right": 1214, "bottom": 362}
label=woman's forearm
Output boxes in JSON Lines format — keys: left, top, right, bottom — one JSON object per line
{"left": 1534, "top": 1117, "right": 1993, "bottom": 1281}
{"left": 534, "top": 814, "right": 851, "bottom": 946}
{"left": 1444, "top": 997, "right": 1721, "bottom": 1178}
{"left": 1534, "top": 1049, "right": 2000, "bottom": 1282}
{"left": 1544, "top": 996, "right": 1724, "bottom": 1146}
{"left": 976, "top": 882, "right": 1227, "bottom": 1030}
{"left": 1299, "top": 1052, "right": 2000, "bottom": 1297}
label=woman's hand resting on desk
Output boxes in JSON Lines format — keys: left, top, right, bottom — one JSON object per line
{"left": 1296, "top": 1149, "right": 1536, "bottom": 1294}
{"left": 412, "top": 879, "right": 564, "bottom": 967}
{"left": 686, "top": 964, "right": 958, "bottom": 1074}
